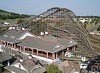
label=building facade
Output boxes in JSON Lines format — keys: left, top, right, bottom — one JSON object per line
{"left": 0, "top": 30, "right": 77, "bottom": 62}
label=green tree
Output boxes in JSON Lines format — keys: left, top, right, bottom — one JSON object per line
{"left": 30, "top": 22, "right": 47, "bottom": 35}
{"left": 0, "top": 9, "right": 30, "bottom": 20}
{"left": 84, "top": 21, "right": 88, "bottom": 29}
{"left": 17, "top": 19, "right": 24, "bottom": 24}
{"left": 97, "top": 26, "right": 100, "bottom": 31}
{"left": 0, "top": 28, "right": 7, "bottom": 34}
{"left": 0, "top": 68, "right": 2, "bottom": 73}
{"left": 46, "top": 64, "right": 61, "bottom": 73}
{"left": 0, "top": 67, "right": 3, "bottom": 73}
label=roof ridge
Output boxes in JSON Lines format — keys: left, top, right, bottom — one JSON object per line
{"left": 25, "top": 36, "right": 58, "bottom": 44}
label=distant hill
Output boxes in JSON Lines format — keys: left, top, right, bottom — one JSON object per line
{"left": 0, "top": 9, "right": 8, "bottom": 13}
{"left": 0, "top": 9, "right": 31, "bottom": 20}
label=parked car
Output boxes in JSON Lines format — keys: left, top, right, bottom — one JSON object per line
{"left": 80, "top": 63, "right": 87, "bottom": 69}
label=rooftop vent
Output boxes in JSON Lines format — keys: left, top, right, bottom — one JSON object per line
{"left": 8, "top": 27, "right": 15, "bottom": 30}
{"left": 69, "top": 40, "right": 73, "bottom": 43}
{"left": 11, "top": 36, "right": 15, "bottom": 39}
{"left": 45, "top": 31, "right": 48, "bottom": 35}
{"left": 40, "top": 32, "right": 44, "bottom": 36}
{"left": 4, "top": 35, "right": 7, "bottom": 37}
{"left": 55, "top": 44, "right": 60, "bottom": 48}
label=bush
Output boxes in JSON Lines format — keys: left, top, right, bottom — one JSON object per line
{"left": 46, "top": 64, "right": 61, "bottom": 73}
{"left": 0, "top": 67, "right": 3, "bottom": 73}
{"left": 97, "top": 26, "right": 100, "bottom": 31}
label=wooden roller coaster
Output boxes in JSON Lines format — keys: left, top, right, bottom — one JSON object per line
{"left": 18, "top": 7, "right": 100, "bottom": 56}
{"left": 1, "top": 7, "right": 100, "bottom": 56}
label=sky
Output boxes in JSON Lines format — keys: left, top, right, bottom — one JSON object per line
{"left": 0, "top": 0, "right": 100, "bottom": 16}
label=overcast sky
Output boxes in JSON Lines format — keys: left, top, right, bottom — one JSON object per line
{"left": 0, "top": 0, "right": 100, "bottom": 16}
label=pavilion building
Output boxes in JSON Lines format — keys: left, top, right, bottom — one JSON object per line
{"left": 0, "top": 30, "right": 77, "bottom": 61}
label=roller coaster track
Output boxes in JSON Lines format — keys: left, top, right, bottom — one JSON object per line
{"left": 19, "top": 7, "right": 61, "bottom": 28}
{"left": 0, "top": 24, "right": 17, "bottom": 27}
{"left": 19, "top": 7, "right": 100, "bottom": 56}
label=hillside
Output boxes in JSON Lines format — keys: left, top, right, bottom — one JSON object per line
{"left": 0, "top": 9, "right": 8, "bottom": 13}
{"left": 0, "top": 9, "right": 30, "bottom": 20}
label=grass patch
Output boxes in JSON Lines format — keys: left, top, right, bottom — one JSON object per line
{"left": 3, "top": 69, "right": 10, "bottom": 73}
{"left": 86, "top": 23, "right": 94, "bottom": 29}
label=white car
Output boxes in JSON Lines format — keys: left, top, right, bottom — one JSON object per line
{"left": 74, "top": 71, "right": 79, "bottom": 73}
{"left": 80, "top": 63, "right": 87, "bottom": 69}
{"left": 92, "top": 71, "right": 100, "bottom": 73}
